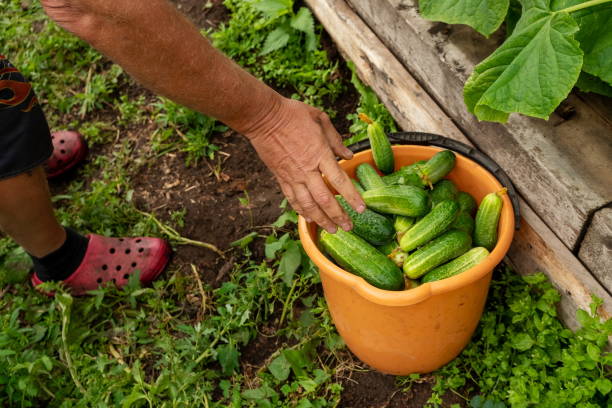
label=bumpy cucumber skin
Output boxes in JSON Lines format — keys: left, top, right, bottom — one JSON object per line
{"left": 431, "top": 179, "right": 458, "bottom": 206}
{"left": 456, "top": 191, "right": 477, "bottom": 215}
{"left": 336, "top": 196, "right": 394, "bottom": 245}
{"left": 451, "top": 211, "right": 475, "bottom": 235}
{"left": 382, "top": 167, "right": 422, "bottom": 187}
{"left": 399, "top": 200, "right": 459, "bottom": 252}
{"left": 320, "top": 230, "right": 404, "bottom": 291}
{"left": 356, "top": 163, "right": 386, "bottom": 191}
{"left": 368, "top": 122, "right": 394, "bottom": 175}
{"left": 352, "top": 179, "right": 366, "bottom": 195}
{"left": 421, "top": 247, "right": 489, "bottom": 283}
{"left": 417, "top": 150, "right": 456, "bottom": 186}
{"left": 474, "top": 191, "right": 504, "bottom": 250}
{"left": 403, "top": 230, "right": 472, "bottom": 279}
{"left": 362, "top": 185, "right": 430, "bottom": 217}
{"left": 376, "top": 240, "right": 398, "bottom": 255}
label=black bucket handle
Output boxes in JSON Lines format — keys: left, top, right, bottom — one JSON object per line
{"left": 347, "top": 131, "right": 521, "bottom": 230}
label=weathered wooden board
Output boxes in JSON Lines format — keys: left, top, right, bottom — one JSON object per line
{"left": 579, "top": 208, "right": 612, "bottom": 293}
{"left": 345, "top": 0, "right": 612, "bottom": 250}
{"left": 509, "top": 204, "right": 611, "bottom": 331}
{"left": 304, "top": 0, "right": 611, "bottom": 330}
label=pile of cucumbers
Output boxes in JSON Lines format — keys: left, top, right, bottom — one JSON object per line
{"left": 319, "top": 117, "right": 505, "bottom": 291}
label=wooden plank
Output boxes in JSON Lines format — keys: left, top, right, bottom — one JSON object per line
{"left": 578, "top": 208, "right": 612, "bottom": 294}
{"left": 301, "top": 3, "right": 469, "bottom": 143}
{"left": 305, "top": 0, "right": 612, "bottom": 330}
{"left": 345, "top": 0, "right": 612, "bottom": 250}
{"left": 509, "top": 204, "right": 611, "bottom": 331}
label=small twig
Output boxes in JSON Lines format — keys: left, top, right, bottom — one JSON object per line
{"left": 190, "top": 264, "right": 208, "bottom": 320}
{"left": 0, "top": 286, "right": 9, "bottom": 301}
{"left": 136, "top": 209, "right": 225, "bottom": 258}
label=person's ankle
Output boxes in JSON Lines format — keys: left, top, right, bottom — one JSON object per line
{"left": 30, "top": 227, "right": 89, "bottom": 282}
{"left": 26, "top": 227, "right": 67, "bottom": 258}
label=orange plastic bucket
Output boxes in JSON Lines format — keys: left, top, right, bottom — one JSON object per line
{"left": 298, "top": 144, "right": 515, "bottom": 375}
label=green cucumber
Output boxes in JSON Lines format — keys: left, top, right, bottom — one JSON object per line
{"left": 356, "top": 163, "right": 386, "bottom": 191}
{"left": 399, "top": 200, "right": 459, "bottom": 252}
{"left": 451, "top": 211, "right": 475, "bottom": 235}
{"left": 431, "top": 179, "right": 458, "bottom": 206}
{"left": 382, "top": 166, "right": 423, "bottom": 187}
{"left": 403, "top": 229, "right": 472, "bottom": 279}
{"left": 473, "top": 188, "right": 506, "bottom": 250}
{"left": 362, "top": 185, "right": 430, "bottom": 217}
{"left": 388, "top": 248, "right": 408, "bottom": 267}
{"left": 336, "top": 195, "right": 394, "bottom": 245}
{"left": 421, "top": 247, "right": 489, "bottom": 283}
{"left": 394, "top": 216, "right": 415, "bottom": 241}
{"left": 320, "top": 229, "right": 404, "bottom": 290}
{"left": 376, "top": 240, "right": 398, "bottom": 255}
{"left": 352, "top": 179, "right": 365, "bottom": 195}
{"left": 360, "top": 113, "right": 394, "bottom": 174}
{"left": 456, "top": 191, "right": 477, "bottom": 215}
{"left": 416, "top": 150, "right": 456, "bottom": 187}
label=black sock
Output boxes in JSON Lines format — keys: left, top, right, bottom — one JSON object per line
{"left": 30, "top": 227, "right": 89, "bottom": 282}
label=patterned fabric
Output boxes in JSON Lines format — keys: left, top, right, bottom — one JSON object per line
{"left": 0, "top": 55, "right": 38, "bottom": 112}
{"left": 0, "top": 55, "right": 53, "bottom": 180}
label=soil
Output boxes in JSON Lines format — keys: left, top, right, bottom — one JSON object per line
{"left": 131, "top": 129, "right": 284, "bottom": 285}
{"left": 339, "top": 370, "right": 468, "bottom": 408}
{"left": 172, "top": 0, "right": 229, "bottom": 30}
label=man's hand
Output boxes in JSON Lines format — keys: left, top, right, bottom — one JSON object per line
{"left": 245, "top": 98, "right": 365, "bottom": 233}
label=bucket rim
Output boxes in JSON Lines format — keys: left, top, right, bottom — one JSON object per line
{"left": 298, "top": 144, "right": 515, "bottom": 307}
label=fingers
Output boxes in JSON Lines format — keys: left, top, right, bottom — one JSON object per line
{"left": 279, "top": 181, "right": 309, "bottom": 222}
{"left": 304, "top": 174, "right": 353, "bottom": 232}
{"left": 319, "top": 113, "right": 353, "bottom": 160}
{"left": 319, "top": 152, "right": 366, "bottom": 214}
{"left": 293, "top": 183, "right": 339, "bottom": 233}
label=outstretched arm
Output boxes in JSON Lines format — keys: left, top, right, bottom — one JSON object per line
{"left": 41, "top": 0, "right": 365, "bottom": 233}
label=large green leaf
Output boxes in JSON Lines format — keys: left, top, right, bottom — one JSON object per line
{"left": 419, "top": 0, "right": 510, "bottom": 37}
{"left": 464, "top": 0, "right": 583, "bottom": 122}
{"left": 571, "top": 6, "right": 612, "bottom": 85}
{"left": 576, "top": 71, "right": 612, "bottom": 96}
{"left": 552, "top": 1, "right": 612, "bottom": 84}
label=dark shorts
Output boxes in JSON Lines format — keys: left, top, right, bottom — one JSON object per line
{"left": 0, "top": 55, "right": 53, "bottom": 180}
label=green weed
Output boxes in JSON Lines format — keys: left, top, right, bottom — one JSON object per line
{"left": 212, "top": 0, "right": 344, "bottom": 111}
{"left": 427, "top": 268, "right": 612, "bottom": 408}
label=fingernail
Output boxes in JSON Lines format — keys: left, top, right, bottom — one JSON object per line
{"left": 356, "top": 204, "right": 366, "bottom": 213}
{"left": 327, "top": 226, "right": 337, "bottom": 234}
{"left": 306, "top": 217, "right": 312, "bottom": 223}
{"left": 342, "top": 222, "right": 352, "bottom": 231}
{"left": 345, "top": 150, "right": 354, "bottom": 159}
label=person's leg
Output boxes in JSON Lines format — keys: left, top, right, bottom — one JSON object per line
{"left": 0, "top": 166, "right": 65, "bottom": 257}
{"left": 1, "top": 55, "right": 171, "bottom": 295}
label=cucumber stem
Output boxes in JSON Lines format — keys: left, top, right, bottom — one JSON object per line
{"left": 560, "top": 0, "right": 612, "bottom": 14}
{"left": 496, "top": 187, "right": 508, "bottom": 196}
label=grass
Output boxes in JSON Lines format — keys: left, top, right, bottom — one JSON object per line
{"left": 0, "top": 0, "right": 610, "bottom": 407}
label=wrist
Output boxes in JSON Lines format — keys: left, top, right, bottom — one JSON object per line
{"left": 228, "top": 89, "right": 286, "bottom": 139}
